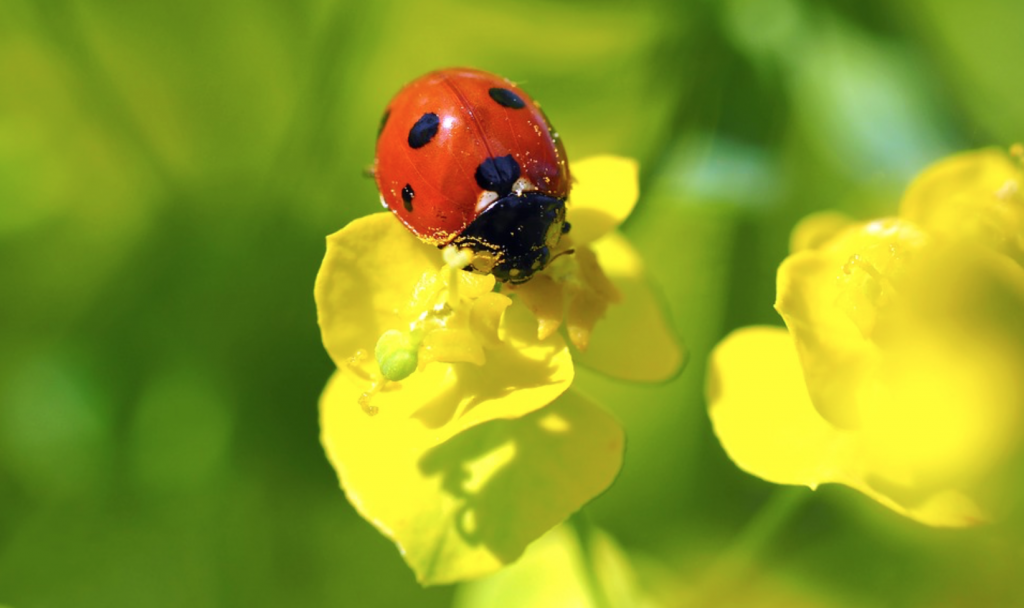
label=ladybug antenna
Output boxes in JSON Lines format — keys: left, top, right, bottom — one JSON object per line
{"left": 546, "top": 248, "right": 575, "bottom": 268}
{"left": 362, "top": 164, "right": 376, "bottom": 179}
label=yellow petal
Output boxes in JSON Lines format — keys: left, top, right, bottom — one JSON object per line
{"left": 421, "top": 328, "right": 487, "bottom": 366}
{"left": 566, "top": 156, "right": 640, "bottom": 246}
{"left": 321, "top": 381, "right": 624, "bottom": 585}
{"left": 566, "top": 288, "right": 607, "bottom": 352}
{"left": 573, "top": 232, "right": 685, "bottom": 382}
{"left": 859, "top": 334, "right": 1022, "bottom": 503}
{"left": 469, "top": 292, "right": 513, "bottom": 348}
{"left": 509, "top": 273, "right": 564, "bottom": 341}
{"left": 774, "top": 219, "right": 929, "bottom": 429}
{"left": 446, "top": 265, "right": 498, "bottom": 301}
{"left": 315, "top": 213, "right": 440, "bottom": 369}
{"left": 900, "top": 147, "right": 1024, "bottom": 266}
{"left": 856, "top": 243, "right": 1024, "bottom": 510}
{"left": 707, "top": 326, "right": 988, "bottom": 527}
{"left": 575, "top": 246, "right": 621, "bottom": 304}
{"left": 708, "top": 326, "right": 853, "bottom": 487}
{"left": 847, "top": 244, "right": 1024, "bottom": 527}
{"left": 453, "top": 524, "right": 649, "bottom": 608}
{"left": 788, "top": 210, "right": 856, "bottom": 253}
{"left": 867, "top": 490, "right": 987, "bottom": 528}
{"left": 774, "top": 252, "right": 872, "bottom": 429}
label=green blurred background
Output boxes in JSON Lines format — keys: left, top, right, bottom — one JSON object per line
{"left": 2, "top": 0, "right": 1022, "bottom": 606}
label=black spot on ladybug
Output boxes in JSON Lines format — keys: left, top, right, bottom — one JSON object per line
{"left": 562, "top": 221, "right": 571, "bottom": 234}
{"left": 489, "top": 87, "right": 525, "bottom": 109}
{"left": 475, "top": 155, "right": 521, "bottom": 197}
{"left": 401, "top": 184, "right": 414, "bottom": 212}
{"left": 378, "top": 109, "right": 390, "bottom": 139}
{"left": 408, "top": 112, "right": 440, "bottom": 149}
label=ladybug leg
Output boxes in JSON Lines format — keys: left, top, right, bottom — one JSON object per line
{"left": 546, "top": 248, "right": 576, "bottom": 267}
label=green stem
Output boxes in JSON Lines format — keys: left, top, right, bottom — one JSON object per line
{"left": 567, "top": 510, "right": 613, "bottom": 608}
{"left": 696, "top": 487, "right": 812, "bottom": 605}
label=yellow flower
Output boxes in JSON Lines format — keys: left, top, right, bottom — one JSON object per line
{"left": 708, "top": 148, "right": 1024, "bottom": 527}
{"left": 901, "top": 146, "right": 1024, "bottom": 266}
{"left": 315, "top": 156, "right": 684, "bottom": 583}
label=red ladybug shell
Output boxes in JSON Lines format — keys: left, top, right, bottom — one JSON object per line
{"left": 374, "top": 68, "right": 570, "bottom": 245}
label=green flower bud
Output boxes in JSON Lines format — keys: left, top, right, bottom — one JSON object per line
{"left": 375, "top": 329, "right": 419, "bottom": 381}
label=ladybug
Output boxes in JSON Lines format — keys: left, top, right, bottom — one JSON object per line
{"left": 374, "top": 68, "right": 571, "bottom": 284}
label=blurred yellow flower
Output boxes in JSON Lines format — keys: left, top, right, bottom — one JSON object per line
{"left": 708, "top": 148, "right": 1024, "bottom": 527}
{"left": 315, "top": 156, "right": 684, "bottom": 583}
{"left": 901, "top": 146, "right": 1024, "bottom": 266}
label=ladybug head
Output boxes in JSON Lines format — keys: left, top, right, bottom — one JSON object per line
{"left": 452, "top": 191, "right": 568, "bottom": 284}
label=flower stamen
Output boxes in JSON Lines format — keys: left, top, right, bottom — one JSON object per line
{"left": 842, "top": 253, "right": 881, "bottom": 281}
{"left": 442, "top": 245, "right": 475, "bottom": 307}
{"left": 358, "top": 379, "right": 385, "bottom": 416}
{"left": 837, "top": 254, "right": 899, "bottom": 340}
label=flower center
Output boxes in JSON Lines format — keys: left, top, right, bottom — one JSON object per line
{"left": 349, "top": 238, "right": 623, "bottom": 415}
{"left": 834, "top": 221, "right": 925, "bottom": 342}
{"left": 353, "top": 246, "right": 512, "bottom": 415}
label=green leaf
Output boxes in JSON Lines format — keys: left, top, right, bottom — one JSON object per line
{"left": 320, "top": 385, "right": 624, "bottom": 585}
